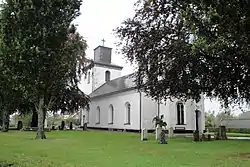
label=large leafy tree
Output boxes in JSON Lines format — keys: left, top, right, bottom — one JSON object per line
{"left": 0, "top": 0, "right": 89, "bottom": 139}
{"left": 115, "top": 0, "right": 250, "bottom": 106}
{"left": 0, "top": 46, "right": 25, "bottom": 132}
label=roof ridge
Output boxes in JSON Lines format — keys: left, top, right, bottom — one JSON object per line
{"left": 89, "top": 73, "right": 136, "bottom": 98}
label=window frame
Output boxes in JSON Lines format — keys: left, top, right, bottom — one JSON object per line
{"left": 124, "top": 102, "right": 131, "bottom": 125}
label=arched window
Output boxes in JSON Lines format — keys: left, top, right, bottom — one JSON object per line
{"left": 105, "top": 70, "right": 111, "bottom": 82}
{"left": 125, "top": 102, "right": 131, "bottom": 125}
{"left": 177, "top": 103, "right": 185, "bottom": 125}
{"left": 108, "top": 104, "right": 114, "bottom": 124}
{"left": 96, "top": 106, "right": 100, "bottom": 124}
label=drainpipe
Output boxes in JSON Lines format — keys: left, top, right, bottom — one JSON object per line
{"left": 195, "top": 109, "right": 199, "bottom": 131}
{"left": 139, "top": 91, "right": 142, "bottom": 132}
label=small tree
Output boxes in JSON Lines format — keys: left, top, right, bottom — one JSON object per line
{"left": 205, "top": 111, "right": 216, "bottom": 128}
{"left": 152, "top": 115, "right": 167, "bottom": 129}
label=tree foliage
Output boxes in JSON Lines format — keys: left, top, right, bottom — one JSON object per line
{"left": 115, "top": 0, "right": 250, "bottom": 106}
{"left": 215, "top": 108, "right": 235, "bottom": 126}
{"left": 152, "top": 115, "right": 167, "bottom": 128}
{"left": 0, "top": 34, "right": 26, "bottom": 131}
{"left": 0, "top": 0, "right": 89, "bottom": 138}
{"left": 205, "top": 111, "right": 216, "bottom": 127}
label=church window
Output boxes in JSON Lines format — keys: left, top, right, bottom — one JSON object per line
{"left": 125, "top": 102, "right": 131, "bottom": 125}
{"left": 108, "top": 104, "right": 114, "bottom": 124}
{"left": 96, "top": 106, "right": 100, "bottom": 124}
{"left": 87, "top": 71, "right": 91, "bottom": 84}
{"left": 105, "top": 70, "right": 111, "bottom": 82}
{"left": 177, "top": 103, "right": 185, "bottom": 125}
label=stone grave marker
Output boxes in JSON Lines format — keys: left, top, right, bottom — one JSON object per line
{"left": 156, "top": 124, "right": 162, "bottom": 140}
{"left": 141, "top": 128, "right": 148, "bottom": 141}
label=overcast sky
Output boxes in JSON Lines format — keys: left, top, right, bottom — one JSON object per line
{"left": 74, "top": 0, "right": 224, "bottom": 114}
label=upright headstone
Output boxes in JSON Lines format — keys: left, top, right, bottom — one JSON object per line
{"left": 83, "top": 123, "right": 88, "bottom": 131}
{"left": 159, "top": 131, "right": 167, "bottom": 144}
{"left": 61, "top": 121, "right": 65, "bottom": 130}
{"left": 44, "top": 118, "right": 48, "bottom": 128}
{"left": 69, "top": 122, "right": 73, "bottom": 130}
{"left": 17, "top": 121, "right": 23, "bottom": 130}
{"left": 31, "top": 111, "right": 38, "bottom": 127}
{"left": 218, "top": 125, "right": 227, "bottom": 140}
{"left": 141, "top": 128, "right": 148, "bottom": 141}
{"left": 156, "top": 124, "right": 162, "bottom": 140}
{"left": 168, "top": 127, "right": 174, "bottom": 137}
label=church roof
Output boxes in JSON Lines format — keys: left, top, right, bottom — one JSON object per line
{"left": 85, "top": 58, "right": 123, "bottom": 70}
{"left": 94, "top": 61, "right": 123, "bottom": 70}
{"left": 89, "top": 73, "right": 137, "bottom": 99}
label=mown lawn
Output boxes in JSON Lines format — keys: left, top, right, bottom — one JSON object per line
{"left": 0, "top": 131, "right": 250, "bottom": 167}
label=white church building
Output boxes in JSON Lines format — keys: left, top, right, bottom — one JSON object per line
{"left": 79, "top": 45, "right": 205, "bottom": 133}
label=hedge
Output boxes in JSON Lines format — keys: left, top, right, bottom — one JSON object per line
{"left": 206, "top": 127, "right": 250, "bottom": 134}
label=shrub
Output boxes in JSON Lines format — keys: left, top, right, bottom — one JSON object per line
{"left": 206, "top": 127, "right": 250, "bottom": 134}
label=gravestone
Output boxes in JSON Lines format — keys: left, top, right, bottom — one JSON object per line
{"left": 141, "top": 128, "right": 148, "bottom": 141}
{"left": 193, "top": 130, "right": 200, "bottom": 141}
{"left": 60, "top": 121, "right": 65, "bottom": 130}
{"left": 17, "top": 121, "right": 23, "bottom": 130}
{"left": 159, "top": 131, "right": 167, "bottom": 144}
{"left": 218, "top": 125, "right": 227, "bottom": 140}
{"left": 168, "top": 127, "right": 174, "bottom": 137}
{"left": 31, "top": 111, "right": 38, "bottom": 127}
{"left": 83, "top": 123, "right": 88, "bottom": 131}
{"left": 44, "top": 118, "right": 48, "bottom": 128}
{"left": 69, "top": 122, "right": 73, "bottom": 130}
{"left": 155, "top": 124, "right": 162, "bottom": 140}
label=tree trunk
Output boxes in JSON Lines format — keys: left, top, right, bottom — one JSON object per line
{"left": 1, "top": 110, "right": 9, "bottom": 132}
{"left": 35, "top": 98, "right": 46, "bottom": 139}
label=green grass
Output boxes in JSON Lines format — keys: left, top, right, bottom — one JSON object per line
{"left": 1, "top": 131, "right": 250, "bottom": 167}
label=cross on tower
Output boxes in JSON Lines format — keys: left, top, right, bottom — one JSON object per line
{"left": 101, "top": 38, "right": 106, "bottom": 46}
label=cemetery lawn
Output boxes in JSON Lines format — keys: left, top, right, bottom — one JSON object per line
{"left": 1, "top": 131, "right": 250, "bottom": 167}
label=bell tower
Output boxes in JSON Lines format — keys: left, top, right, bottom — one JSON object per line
{"left": 94, "top": 45, "right": 112, "bottom": 64}
{"left": 79, "top": 41, "right": 123, "bottom": 95}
